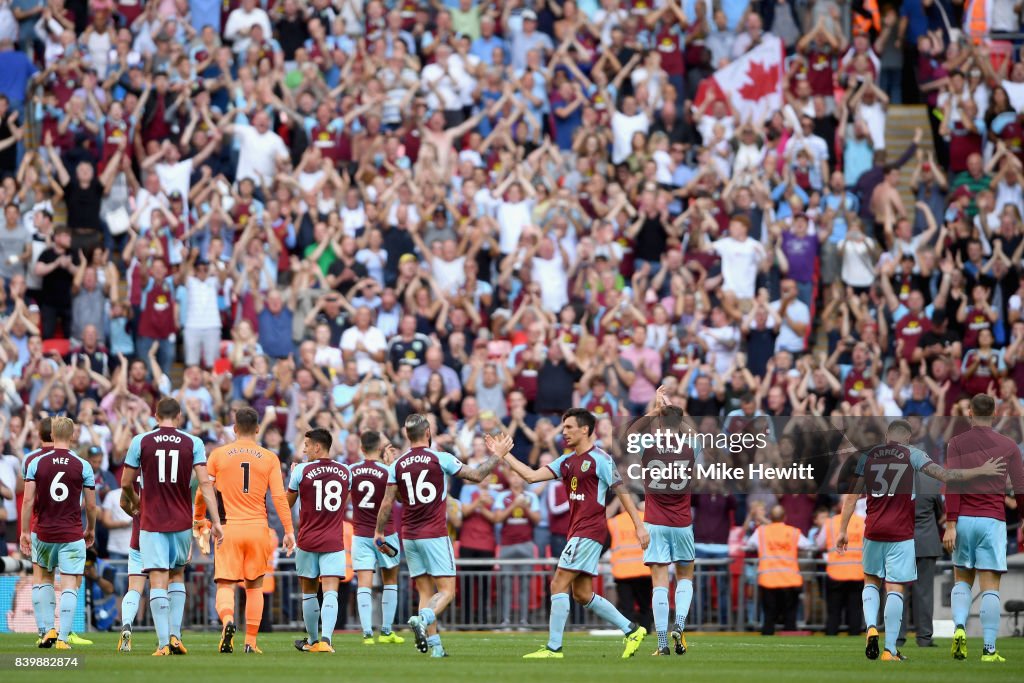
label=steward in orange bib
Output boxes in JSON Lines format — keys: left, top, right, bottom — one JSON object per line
{"left": 744, "top": 505, "right": 814, "bottom": 635}
{"left": 608, "top": 503, "right": 652, "bottom": 630}
{"left": 818, "top": 509, "right": 865, "bottom": 636}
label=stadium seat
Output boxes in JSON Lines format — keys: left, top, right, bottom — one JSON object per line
{"left": 41, "top": 339, "right": 70, "bottom": 358}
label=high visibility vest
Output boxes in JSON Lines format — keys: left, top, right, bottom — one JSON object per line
{"left": 852, "top": 0, "right": 881, "bottom": 36}
{"left": 966, "top": 0, "right": 989, "bottom": 45}
{"left": 608, "top": 512, "right": 650, "bottom": 579}
{"left": 757, "top": 523, "right": 803, "bottom": 589}
{"left": 824, "top": 515, "right": 865, "bottom": 582}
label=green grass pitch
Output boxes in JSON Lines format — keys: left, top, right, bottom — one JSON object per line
{"left": 1, "top": 631, "right": 1022, "bottom": 682}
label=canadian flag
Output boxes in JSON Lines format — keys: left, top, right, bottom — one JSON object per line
{"left": 694, "top": 35, "right": 786, "bottom": 122}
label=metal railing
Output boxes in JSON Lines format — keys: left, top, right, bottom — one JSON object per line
{"left": 84, "top": 556, "right": 1014, "bottom": 634}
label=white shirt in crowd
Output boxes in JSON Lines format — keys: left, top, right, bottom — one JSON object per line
{"left": 184, "top": 275, "right": 222, "bottom": 330}
{"left": 103, "top": 488, "right": 134, "bottom": 556}
{"left": 340, "top": 325, "right": 387, "bottom": 376}
{"left": 611, "top": 110, "right": 650, "bottom": 165}
{"left": 224, "top": 7, "right": 272, "bottom": 42}
{"left": 770, "top": 298, "right": 810, "bottom": 353}
{"left": 496, "top": 199, "right": 533, "bottom": 254}
{"left": 532, "top": 252, "right": 569, "bottom": 312}
{"left": 233, "top": 124, "right": 288, "bottom": 188}
{"left": 713, "top": 236, "right": 766, "bottom": 300}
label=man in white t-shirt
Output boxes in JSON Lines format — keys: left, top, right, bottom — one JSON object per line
{"left": 0, "top": 453, "right": 19, "bottom": 544}
{"left": 769, "top": 279, "right": 810, "bottom": 353}
{"left": 495, "top": 182, "right": 534, "bottom": 254}
{"left": 340, "top": 307, "right": 387, "bottom": 376}
{"left": 611, "top": 95, "right": 650, "bottom": 165}
{"left": 712, "top": 215, "right": 769, "bottom": 319}
{"left": 224, "top": 0, "right": 272, "bottom": 43}
{"left": 527, "top": 235, "right": 570, "bottom": 313}
{"left": 101, "top": 487, "right": 134, "bottom": 559}
{"left": 222, "top": 110, "right": 289, "bottom": 188}
{"left": 422, "top": 239, "right": 467, "bottom": 295}
{"left": 180, "top": 255, "right": 224, "bottom": 368}
{"left": 140, "top": 136, "right": 221, "bottom": 213}
{"left": 420, "top": 43, "right": 463, "bottom": 115}
{"left": 699, "top": 307, "right": 741, "bottom": 376}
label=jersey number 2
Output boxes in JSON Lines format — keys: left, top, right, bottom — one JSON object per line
{"left": 356, "top": 480, "right": 376, "bottom": 509}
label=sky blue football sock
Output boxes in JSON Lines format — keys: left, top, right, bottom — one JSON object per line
{"left": 381, "top": 585, "right": 398, "bottom": 635}
{"left": 31, "top": 585, "right": 43, "bottom": 633}
{"left": 653, "top": 586, "right": 669, "bottom": 649}
{"left": 321, "top": 591, "right": 339, "bottom": 644}
{"left": 584, "top": 593, "right": 632, "bottom": 633}
{"left": 58, "top": 589, "right": 77, "bottom": 642}
{"left": 675, "top": 578, "right": 694, "bottom": 630}
{"left": 547, "top": 593, "right": 570, "bottom": 651}
{"left": 168, "top": 582, "right": 186, "bottom": 638}
{"left": 884, "top": 592, "right": 903, "bottom": 655}
{"left": 39, "top": 584, "right": 55, "bottom": 631}
{"left": 356, "top": 587, "right": 373, "bottom": 636}
{"left": 419, "top": 607, "right": 436, "bottom": 626}
{"left": 862, "top": 584, "right": 880, "bottom": 629}
{"left": 302, "top": 593, "right": 320, "bottom": 643}
{"left": 150, "top": 588, "right": 169, "bottom": 648}
{"left": 427, "top": 634, "right": 441, "bottom": 648}
{"left": 121, "top": 589, "right": 141, "bottom": 628}
{"left": 951, "top": 581, "right": 972, "bottom": 628}
{"left": 980, "top": 591, "right": 999, "bottom": 652}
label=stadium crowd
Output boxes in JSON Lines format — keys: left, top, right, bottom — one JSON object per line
{"left": 0, "top": 0, "right": 1022, "bottom": 634}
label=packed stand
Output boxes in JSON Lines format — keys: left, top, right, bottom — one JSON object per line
{"left": 0, "top": 0, "right": 1021, "bottom": 631}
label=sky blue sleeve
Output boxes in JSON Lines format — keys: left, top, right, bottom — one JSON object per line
{"left": 25, "top": 455, "right": 39, "bottom": 481}
{"left": 191, "top": 434, "right": 207, "bottom": 466}
{"left": 596, "top": 453, "right": 622, "bottom": 488}
{"left": 81, "top": 459, "right": 96, "bottom": 489}
{"left": 547, "top": 453, "right": 570, "bottom": 480}
{"left": 124, "top": 435, "right": 142, "bottom": 469}
{"left": 386, "top": 462, "right": 397, "bottom": 485}
{"left": 437, "top": 451, "right": 463, "bottom": 476}
{"left": 909, "top": 447, "right": 933, "bottom": 472}
{"left": 288, "top": 464, "right": 304, "bottom": 492}
{"left": 854, "top": 453, "right": 867, "bottom": 477}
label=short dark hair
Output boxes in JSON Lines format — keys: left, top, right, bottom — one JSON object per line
{"left": 360, "top": 430, "right": 382, "bottom": 454}
{"left": 235, "top": 407, "right": 260, "bottom": 434}
{"left": 305, "top": 428, "right": 332, "bottom": 452}
{"left": 970, "top": 393, "right": 996, "bottom": 418}
{"left": 562, "top": 408, "right": 596, "bottom": 436}
{"left": 405, "top": 413, "right": 430, "bottom": 442}
{"left": 156, "top": 398, "right": 181, "bottom": 420}
{"left": 657, "top": 404, "right": 685, "bottom": 431}
{"left": 38, "top": 416, "right": 52, "bottom": 442}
